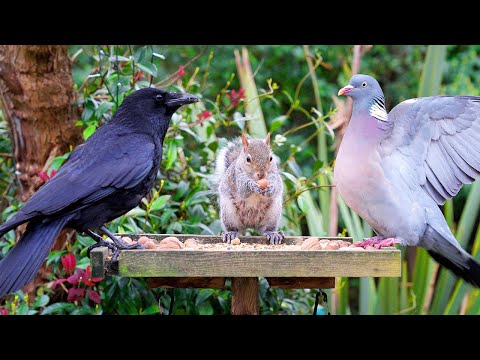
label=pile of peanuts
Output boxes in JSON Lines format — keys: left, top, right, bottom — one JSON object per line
{"left": 121, "top": 236, "right": 197, "bottom": 250}
{"left": 119, "top": 236, "right": 379, "bottom": 251}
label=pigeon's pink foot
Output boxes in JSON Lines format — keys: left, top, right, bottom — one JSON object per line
{"left": 354, "top": 236, "right": 381, "bottom": 247}
{"left": 354, "top": 237, "right": 399, "bottom": 249}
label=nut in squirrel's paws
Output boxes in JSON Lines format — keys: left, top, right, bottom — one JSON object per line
{"left": 257, "top": 178, "right": 269, "bottom": 190}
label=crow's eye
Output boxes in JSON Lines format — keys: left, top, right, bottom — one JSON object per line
{"left": 155, "top": 94, "right": 164, "bottom": 102}
{"left": 246, "top": 155, "right": 251, "bottom": 163}
{"left": 269, "top": 156, "right": 273, "bottom": 162}
{"left": 362, "top": 82, "right": 367, "bottom": 87}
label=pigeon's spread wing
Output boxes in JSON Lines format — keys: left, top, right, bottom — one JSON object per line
{"left": 381, "top": 96, "right": 480, "bottom": 205}
{"left": 18, "top": 125, "right": 155, "bottom": 217}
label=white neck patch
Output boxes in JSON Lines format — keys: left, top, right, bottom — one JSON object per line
{"left": 369, "top": 97, "right": 388, "bottom": 122}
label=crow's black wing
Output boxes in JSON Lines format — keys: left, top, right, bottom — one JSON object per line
{"left": 0, "top": 124, "right": 155, "bottom": 232}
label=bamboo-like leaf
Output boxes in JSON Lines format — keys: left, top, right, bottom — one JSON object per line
{"left": 335, "top": 277, "right": 350, "bottom": 315}
{"left": 234, "top": 48, "right": 267, "bottom": 138}
{"left": 444, "top": 213, "right": 480, "bottom": 315}
{"left": 399, "top": 261, "right": 409, "bottom": 314}
{"left": 359, "top": 278, "right": 376, "bottom": 315}
{"left": 466, "top": 288, "right": 480, "bottom": 315}
{"left": 410, "top": 45, "right": 447, "bottom": 313}
{"left": 297, "top": 190, "right": 325, "bottom": 236}
{"left": 417, "top": 45, "right": 447, "bottom": 98}
{"left": 412, "top": 248, "right": 436, "bottom": 314}
{"left": 302, "top": 46, "right": 330, "bottom": 232}
{"left": 376, "top": 277, "right": 399, "bottom": 314}
{"left": 431, "top": 182, "right": 480, "bottom": 314}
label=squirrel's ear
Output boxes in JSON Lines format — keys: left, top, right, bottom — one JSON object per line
{"left": 264, "top": 132, "right": 271, "bottom": 146}
{"left": 242, "top": 133, "right": 249, "bottom": 151}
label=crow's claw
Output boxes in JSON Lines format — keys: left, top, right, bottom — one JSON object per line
{"left": 87, "top": 239, "right": 116, "bottom": 258}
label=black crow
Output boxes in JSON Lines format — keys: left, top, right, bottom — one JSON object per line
{"left": 0, "top": 88, "right": 199, "bottom": 297}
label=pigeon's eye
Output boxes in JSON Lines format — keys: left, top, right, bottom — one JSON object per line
{"left": 362, "top": 82, "right": 368, "bottom": 88}
{"left": 269, "top": 156, "right": 273, "bottom": 162}
{"left": 246, "top": 155, "right": 251, "bottom": 163}
{"left": 155, "top": 94, "right": 164, "bottom": 102}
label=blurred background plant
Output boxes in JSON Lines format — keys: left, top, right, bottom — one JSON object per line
{"left": 1, "top": 44, "right": 480, "bottom": 315}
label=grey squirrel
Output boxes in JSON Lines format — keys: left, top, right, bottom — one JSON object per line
{"left": 215, "top": 133, "right": 284, "bottom": 244}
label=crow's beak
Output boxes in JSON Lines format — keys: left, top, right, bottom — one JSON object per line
{"left": 166, "top": 92, "right": 199, "bottom": 107}
{"left": 338, "top": 84, "right": 354, "bottom": 96}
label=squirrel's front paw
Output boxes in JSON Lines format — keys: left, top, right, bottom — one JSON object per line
{"left": 265, "top": 231, "right": 285, "bottom": 245}
{"left": 248, "top": 180, "right": 264, "bottom": 194}
{"left": 261, "top": 185, "right": 275, "bottom": 196}
{"left": 222, "top": 231, "right": 239, "bottom": 243}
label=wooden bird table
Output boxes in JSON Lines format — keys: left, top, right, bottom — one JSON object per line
{"left": 91, "top": 234, "right": 401, "bottom": 315}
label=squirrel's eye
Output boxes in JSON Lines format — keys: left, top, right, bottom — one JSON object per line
{"left": 246, "top": 155, "right": 251, "bottom": 163}
{"left": 155, "top": 94, "right": 164, "bottom": 102}
{"left": 361, "top": 82, "right": 367, "bottom": 88}
{"left": 269, "top": 156, "right": 273, "bottom": 162}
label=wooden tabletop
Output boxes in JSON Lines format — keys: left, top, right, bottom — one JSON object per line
{"left": 91, "top": 234, "right": 401, "bottom": 278}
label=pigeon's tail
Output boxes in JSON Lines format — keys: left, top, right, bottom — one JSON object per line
{"left": 424, "top": 225, "right": 480, "bottom": 287}
{"left": 0, "top": 215, "right": 72, "bottom": 298}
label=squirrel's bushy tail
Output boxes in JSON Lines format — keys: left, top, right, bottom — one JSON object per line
{"left": 210, "top": 138, "right": 243, "bottom": 191}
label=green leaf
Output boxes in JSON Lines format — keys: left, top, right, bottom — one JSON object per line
{"left": 50, "top": 153, "right": 70, "bottom": 171}
{"left": 76, "top": 256, "right": 91, "bottom": 270}
{"left": 125, "top": 207, "right": 147, "bottom": 217}
{"left": 150, "top": 195, "right": 171, "bottom": 211}
{"left": 95, "top": 101, "right": 113, "bottom": 118}
{"left": 270, "top": 115, "right": 287, "bottom": 132}
{"left": 198, "top": 303, "right": 214, "bottom": 315}
{"left": 175, "top": 181, "right": 190, "bottom": 200}
{"left": 165, "top": 142, "right": 177, "bottom": 170}
{"left": 41, "top": 302, "right": 75, "bottom": 315}
{"left": 81, "top": 106, "right": 94, "bottom": 122}
{"left": 33, "top": 295, "right": 50, "bottom": 308}
{"left": 134, "top": 47, "right": 146, "bottom": 63}
{"left": 208, "top": 142, "right": 219, "bottom": 153}
{"left": 313, "top": 160, "right": 324, "bottom": 173}
{"left": 16, "top": 303, "right": 30, "bottom": 315}
{"left": 141, "top": 305, "right": 160, "bottom": 315}
{"left": 136, "top": 63, "right": 158, "bottom": 77}
{"left": 83, "top": 124, "right": 97, "bottom": 140}
{"left": 281, "top": 172, "right": 298, "bottom": 186}
{"left": 195, "top": 289, "right": 213, "bottom": 306}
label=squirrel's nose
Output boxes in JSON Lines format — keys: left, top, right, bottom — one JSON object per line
{"left": 257, "top": 172, "right": 265, "bottom": 179}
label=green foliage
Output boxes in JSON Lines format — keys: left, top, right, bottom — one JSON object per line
{"left": 0, "top": 45, "right": 479, "bottom": 315}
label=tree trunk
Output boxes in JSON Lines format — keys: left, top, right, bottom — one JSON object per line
{"left": 0, "top": 45, "right": 82, "bottom": 296}
{"left": 0, "top": 45, "right": 81, "bottom": 200}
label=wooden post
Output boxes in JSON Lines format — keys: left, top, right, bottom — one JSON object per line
{"left": 231, "top": 277, "right": 259, "bottom": 315}
{"left": 90, "top": 247, "right": 108, "bottom": 279}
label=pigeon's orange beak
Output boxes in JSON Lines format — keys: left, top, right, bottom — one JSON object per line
{"left": 338, "top": 84, "right": 354, "bottom": 96}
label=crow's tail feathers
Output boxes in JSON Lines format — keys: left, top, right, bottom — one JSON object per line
{"left": 0, "top": 216, "right": 72, "bottom": 298}
{"left": 425, "top": 225, "right": 480, "bottom": 287}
